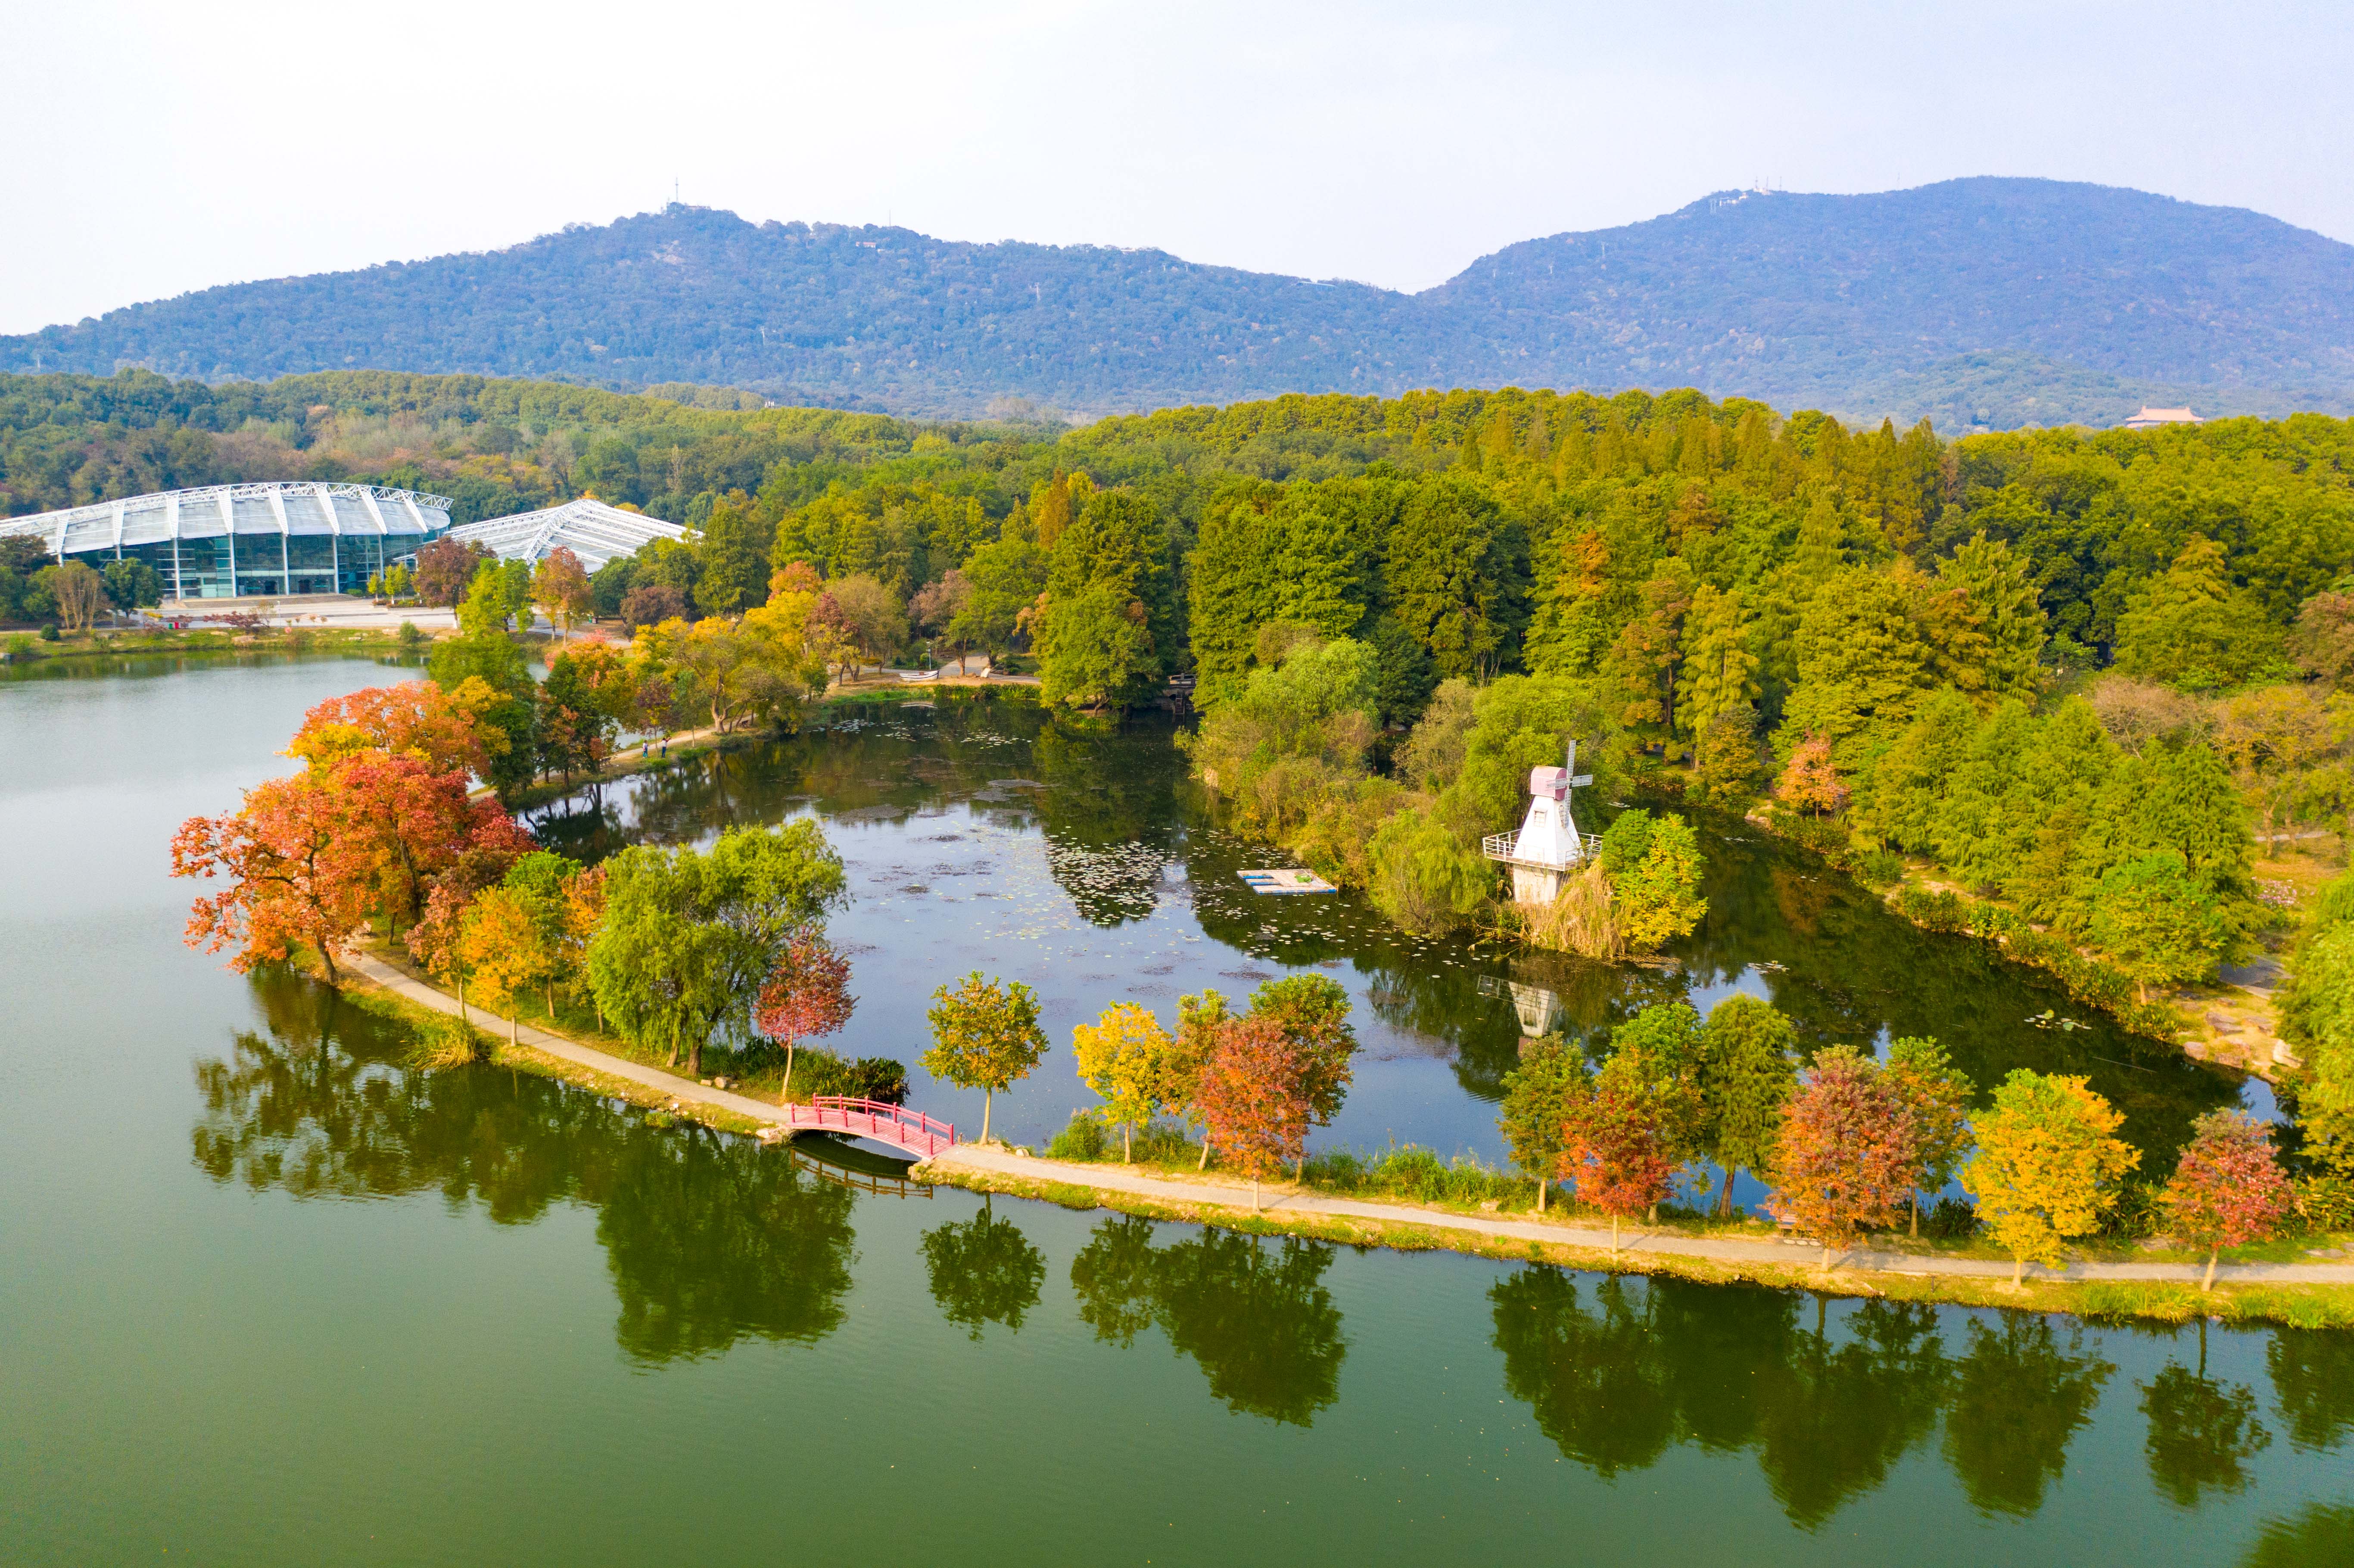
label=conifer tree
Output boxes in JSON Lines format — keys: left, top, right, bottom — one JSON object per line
{"left": 1674, "top": 582, "right": 1759, "bottom": 742}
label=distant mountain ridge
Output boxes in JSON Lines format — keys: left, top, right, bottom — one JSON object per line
{"left": 8, "top": 177, "right": 2351, "bottom": 429}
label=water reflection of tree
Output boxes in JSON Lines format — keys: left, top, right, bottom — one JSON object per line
{"left": 1941, "top": 1314, "right": 2114, "bottom": 1518}
{"left": 1030, "top": 719, "right": 1181, "bottom": 926}
{"left": 1488, "top": 1269, "right": 1675, "bottom": 1475}
{"left": 192, "top": 969, "right": 857, "bottom": 1363}
{"left": 2264, "top": 1328, "right": 2354, "bottom": 1453}
{"left": 1756, "top": 1298, "right": 1949, "bottom": 1530}
{"left": 2241, "top": 1503, "right": 2354, "bottom": 1567}
{"left": 1069, "top": 1216, "right": 1346, "bottom": 1426}
{"left": 599, "top": 1131, "right": 857, "bottom": 1363}
{"left": 1497, "top": 1281, "right": 2147, "bottom": 1516}
{"left": 2139, "top": 1322, "right": 2273, "bottom": 1509}
{"left": 920, "top": 1199, "right": 1048, "bottom": 1339}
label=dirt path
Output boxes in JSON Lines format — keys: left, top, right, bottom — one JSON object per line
{"left": 347, "top": 952, "right": 2352, "bottom": 1289}
{"left": 924, "top": 1143, "right": 2354, "bottom": 1288}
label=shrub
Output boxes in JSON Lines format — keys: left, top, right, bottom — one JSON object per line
{"left": 1783, "top": 813, "right": 1849, "bottom": 856}
{"left": 1899, "top": 887, "right": 1971, "bottom": 933}
{"left": 2295, "top": 1174, "right": 2354, "bottom": 1233}
{"left": 1046, "top": 1112, "right": 1109, "bottom": 1161}
{"left": 1922, "top": 1195, "right": 1980, "bottom": 1239}
{"left": 1858, "top": 849, "right": 1906, "bottom": 886}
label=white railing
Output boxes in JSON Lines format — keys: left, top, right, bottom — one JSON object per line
{"left": 1483, "top": 831, "right": 1603, "bottom": 867}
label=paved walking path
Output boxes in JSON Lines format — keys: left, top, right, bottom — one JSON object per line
{"left": 349, "top": 952, "right": 2353, "bottom": 1288}
{"left": 927, "top": 1143, "right": 2354, "bottom": 1288}
{"left": 349, "top": 952, "right": 798, "bottom": 1129}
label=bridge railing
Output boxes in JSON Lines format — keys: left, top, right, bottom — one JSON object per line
{"left": 783, "top": 1096, "right": 957, "bottom": 1157}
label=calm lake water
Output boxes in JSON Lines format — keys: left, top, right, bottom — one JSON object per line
{"left": 2, "top": 656, "right": 2348, "bottom": 1567}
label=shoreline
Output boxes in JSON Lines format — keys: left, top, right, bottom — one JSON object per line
{"left": 337, "top": 952, "right": 2354, "bottom": 1328}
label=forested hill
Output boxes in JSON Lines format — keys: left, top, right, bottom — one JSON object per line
{"left": 7, "top": 179, "right": 2352, "bottom": 429}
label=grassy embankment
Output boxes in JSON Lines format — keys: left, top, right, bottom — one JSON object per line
{"left": 923, "top": 1136, "right": 2354, "bottom": 1330}
{"left": 331, "top": 940, "right": 2354, "bottom": 1326}
{"left": 1, "top": 623, "right": 423, "bottom": 664}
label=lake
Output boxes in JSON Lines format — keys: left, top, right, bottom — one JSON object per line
{"left": 2, "top": 656, "right": 2346, "bottom": 1566}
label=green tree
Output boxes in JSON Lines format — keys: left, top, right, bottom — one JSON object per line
{"left": 1673, "top": 582, "right": 1759, "bottom": 742}
{"left": 584, "top": 822, "right": 847, "bottom": 1079}
{"left": 2114, "top": 535, "right": 2287, "bottom": 691}
{"left": 1884, "top": 1036, "right": 1973, "bottom": 1235}
{"left": 1384, "top": 476, "right": 1520, "bottom": 678}
{"left": 923, "top": 972, "right": 1049, "bottom": 1144}
{"left": 1498, "top": 1034, "right": 1587, "bottom": 1212}
{"left": 2088, "top": 852, "right": 2229, "bottom": 1002}
{"left": 1696, "top": 995, "right": 1797, "bottom": 1216}
{"left": 1036, "top": 582, "right": 1156, "bottom": 708}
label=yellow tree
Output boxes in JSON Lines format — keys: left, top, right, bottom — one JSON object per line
{"left": 1962, "top": 1071, "right": 2139, "bottom": 1286}
{"left": 1071, "top": 1002, "right": 1175, "bottom": 1163}
{"left": 456, "top": 886, "right": 565, "bottom": 1046}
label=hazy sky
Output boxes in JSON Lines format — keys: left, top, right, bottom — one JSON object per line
{"left": 3, "top": 0, "right": 2348, "bottom": 335}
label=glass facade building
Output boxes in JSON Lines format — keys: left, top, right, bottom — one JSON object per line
{"left": 0, "top": 483, "right": 454, "bottom": 600}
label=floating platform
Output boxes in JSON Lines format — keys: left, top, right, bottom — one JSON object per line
{"left": 1239, "top": 868, "right": 1336, "bottom": 895}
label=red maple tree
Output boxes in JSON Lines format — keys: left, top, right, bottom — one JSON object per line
{"left": 1559, "top": 1054, "right": 1676, "bottom": 1254}
{"left": 172, "top": 775, "right": 372, "bottom": 983}
{"left": 2159, "top": 1109, "right": 2295, "bottom": 1290}
{"left": 1766, "top": 1046, "right": 1919, "bottom": 1269}
{"left": 1194, "top": 1015, "right": 1310, "bottom": 1209}
{"left": 754, "top": 930, "right": 856, "bottom": 1103}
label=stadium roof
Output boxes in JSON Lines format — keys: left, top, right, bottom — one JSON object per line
{"left": 445, "top": 497, "right": 687, "bottom": 572}
{"left": 0, "top": 482, "right": 454, "bottom": 559}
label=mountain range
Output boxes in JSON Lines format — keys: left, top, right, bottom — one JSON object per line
{"left": 8, "top": 177, "right": 2352, "bottom": 430}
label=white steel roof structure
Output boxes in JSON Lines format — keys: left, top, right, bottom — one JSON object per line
{"left": 0, "top": 482, "right": 455, "bottom": 559}
{"left": 444, "top": 498, "right": 687, "bottom": 572}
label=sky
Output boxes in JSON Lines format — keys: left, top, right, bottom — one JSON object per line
{"left": 3, "top": 0, "right": 2350, "bottom": 336}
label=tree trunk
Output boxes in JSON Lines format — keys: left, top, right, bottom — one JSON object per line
{"left": 982, "top": 1089, "right": 993, "bottom": 1145}
{"left": 688, "top": 1034, "right": 703, "bottom": 1079}
{"left": 1719, "top": 1168, "right": 1736, "bottom": 1218}
{"left": 1536, "top": 1178, "right": 1546, "bottom": 1214}
{"left": 2203, "top": 1248, "right": 2219, "bottom": 1292}
{"left": 1611, "top": 1211, "right": 1620, "bottom": 1256}
{"left": 781, "top": 1040, "right": 797, "bottom": 1106}
{"left": 1198, "top": 1137, "right": 1211, "bottom": 1170}
{"left": 1822, "top": 1241, "right": 1834, "bottom": 1270}
{"left": 457, "top": 972, "right": 468, "bottom": 1025}
{"left": 2012, "top": 1254, "right": 2024, "bottom": 1287}
{"left": 665, "top": 1018, "right": 680, "bottom": 1068}
{"left": 509, "top": 1009, "right": 518, "bottom": 1048}
{"left": 1912, "top": 1191, "right": 1921, "bottom": 1238}
{"left": 1251, "top": 1177, "right": 1260, "bottom": 1213}
{"left": 1123, "top": 1121, "right": 1132, "bottom": 1164}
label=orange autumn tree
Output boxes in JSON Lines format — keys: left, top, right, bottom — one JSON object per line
{"left": 1195, "top": 1015, "right": 1310, "bottom": 1211}
{"left": 284, "top": 682, "right": 485, "bottom": 776}
{"left": 1775, "top": 731, "right": 1848, "bottom": 817}
{"left": 1766, "top": 1045, "right": 1920, "bottom": 1269}
{"left": 173, "top": 773, "right": 372, "bottom": 983}
{"left": 327, "top": 752, "right": 517, "bottom": 936}
{"left": 2158, "top": 1110, "right": 2295, "bottom": 1291}
{"left": 1559, "top": 1050, "right": 1676, "bottom": 1255}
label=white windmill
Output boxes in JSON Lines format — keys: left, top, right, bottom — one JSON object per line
{"left": 1483, "top": 738, "right": 1601, "bottom": 907}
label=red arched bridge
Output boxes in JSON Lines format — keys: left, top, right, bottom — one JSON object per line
{"left": 778, "top": 1097, "right": 956, "bottom": 1160}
